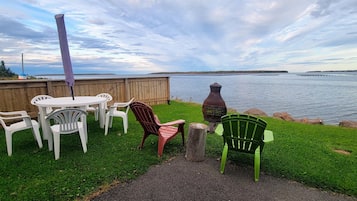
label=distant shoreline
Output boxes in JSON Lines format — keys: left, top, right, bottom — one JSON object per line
{"left": 151, "top": 70, "right": 288, "bottom": 75}
{"left": 35, "top": 71, "right": 288, "bottom": 77}
{"left": 35, "top": 73, "right": 116, "bottom": 76}
{"left": 307, "top": 70, "right": 357, "bottom": 73}
{"left": 34, "top": 69, "right": 357, "bottom": 77}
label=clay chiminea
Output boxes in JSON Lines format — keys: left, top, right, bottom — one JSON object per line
{"left": 202, "top": 82, "right": 227, "bottom": 133}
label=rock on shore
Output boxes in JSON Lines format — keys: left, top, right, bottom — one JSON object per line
{"left": 339, "top": 120, "right": 357, "bottom": 128}
{"left": 243, "top": 108, "right": 357, "bottom": 128}
{"left": 272, "top": 112, "right": 323, "bottom": 124}
{"left": 243, "top": 109, "right": 323, "bottom": 125}
{"left": 243, "top": 108, "right": 267, "bottom": 116}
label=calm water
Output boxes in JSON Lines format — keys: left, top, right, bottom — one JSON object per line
{"left": 170, "top": 72, "right": 357, "bottom": 125}
{"left": 38, "top": 72, "right": 357, "bottom": 125}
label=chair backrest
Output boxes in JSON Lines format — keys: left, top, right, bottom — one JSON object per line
{"left": 46, "top": 108, "right": 87, "bottom": 134}
{"left": 96, "top": 93, "right": 113, "bottom": 109}
{"left": 31, "top": 95, "right": 53, "bottom": 105}
{"left": 96, "top": 93, "right": 112, "bottom": 101}
{"left": 221, "top": 114, "right": 267, "bottom": 154}
{"left": 129, "top": 101, "right": 160, "bottom": 134}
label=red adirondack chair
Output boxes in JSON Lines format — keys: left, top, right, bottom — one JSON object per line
{"left": 130, "top": 101, "right": 185, "bottom": 157}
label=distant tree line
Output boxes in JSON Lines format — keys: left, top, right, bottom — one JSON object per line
{"left": 0, "top": 60, "right": 17, "bottom": 77}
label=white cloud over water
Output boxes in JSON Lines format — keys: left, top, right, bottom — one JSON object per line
{"left": 1, "top": 0, "right": 357, "bottom": 75}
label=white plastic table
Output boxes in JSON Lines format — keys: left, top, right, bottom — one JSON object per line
{"left": 34, "top": 96, "right": 106, "bottom": 150}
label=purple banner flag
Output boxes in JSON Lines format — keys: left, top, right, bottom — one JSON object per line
{"left": 55, "top": 14, "right": 75, "bottom": 99}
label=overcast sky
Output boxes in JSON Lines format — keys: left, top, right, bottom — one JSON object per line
{"left": 1, "top": 0, "right": 357, "bottom": 75}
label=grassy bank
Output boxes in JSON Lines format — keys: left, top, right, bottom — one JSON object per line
{"left": 0, "top": 101, "right": 356, "bottom": 200}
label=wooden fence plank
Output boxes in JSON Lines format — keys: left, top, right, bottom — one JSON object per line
{"left": 0, "top": 76, "right": 170, "bottom": 118}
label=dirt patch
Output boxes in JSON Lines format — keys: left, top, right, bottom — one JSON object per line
{"left": 334, "top": 149, "right": 352, "bottom": 155}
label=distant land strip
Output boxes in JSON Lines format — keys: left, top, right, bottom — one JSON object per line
{"left": 307, "top": 70, "right": 357, "bottom": 73}
{"left": 35, "top": 73, "right": 116, "bottom": 76}
{"left": 151, "top": 70, "right": 288, "bottom": 75}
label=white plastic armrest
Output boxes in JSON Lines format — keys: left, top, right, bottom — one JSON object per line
{"left": 113, "top": 98, "right": 135, "bottom": 108}
{"left": 0, "top": 111, "right": 29, "bottom": 120}
{"left": 113, "top": 102, "right": 129, "bottom": 108}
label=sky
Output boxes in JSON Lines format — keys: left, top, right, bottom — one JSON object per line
{"left": 1, "top": 0, "right": 357, "bottom": 75}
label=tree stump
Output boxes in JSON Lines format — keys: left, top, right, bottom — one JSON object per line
{"left": 185, "top": 123, "right": 208, "bottom": 162}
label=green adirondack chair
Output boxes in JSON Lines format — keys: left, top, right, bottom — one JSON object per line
{"left": 215, "top": 114, "right": 274, "bottom": 182}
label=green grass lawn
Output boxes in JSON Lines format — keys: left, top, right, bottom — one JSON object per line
{"left": 0, "top": 101, "right": 356, "bottom": 200}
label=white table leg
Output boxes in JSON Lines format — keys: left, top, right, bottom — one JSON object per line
{"left": 79, "top": 106, "right": 88, "bottom": 143}
{"left": 38, "top": 106, "right": 53, "bottom": 151}
{"left": 98, "top": 102, "right": 105, "bottom": 128}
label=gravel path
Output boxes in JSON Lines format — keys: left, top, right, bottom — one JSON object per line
{"left": 91, "top": 155, "right": 356, "bottom": 201}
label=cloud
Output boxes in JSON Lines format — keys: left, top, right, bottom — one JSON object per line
{"left": 311, "top": 0, "right": 333, "bottom": 17}
{"left": 0, "top": 16, "right": 40, "bottom": 39}
{"left": 1, "top": 0, "right": 357, "bottom": 75}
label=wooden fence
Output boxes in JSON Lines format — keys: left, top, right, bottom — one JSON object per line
{"left": 0, "top": 76, "right": 170, "bottom": 118}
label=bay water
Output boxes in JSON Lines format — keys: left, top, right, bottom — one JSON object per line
{"left": 37, "top": 72, "right": 357, "bottom": 125}
{"left": 170, "top": 72, "right": 357, "bottom": 125}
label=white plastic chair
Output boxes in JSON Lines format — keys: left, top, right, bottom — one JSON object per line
{"left": 0, "top": 111, "right": 43, "bottom": 156}
{"left": 46, "top": 108, "right": 87, "bottom": 160}
{"left": 104, "top": 98, "right": 134, "bottom": 135}
{"left": 87, "top": 93, "right": 113, "bottom": 121}
{"left": 31, "top": 95, "right": 54, "bottom": 127}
